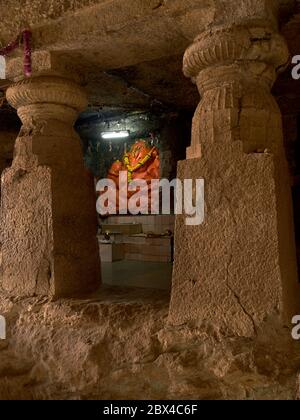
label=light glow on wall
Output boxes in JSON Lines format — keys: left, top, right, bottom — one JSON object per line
{"left": 101, "top": 130, "right": 130, "bottom": 140}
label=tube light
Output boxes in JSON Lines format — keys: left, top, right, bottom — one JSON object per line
{"left": 101, "top": 131, "right": 130, "bottom": 140}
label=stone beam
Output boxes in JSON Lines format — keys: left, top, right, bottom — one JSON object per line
{"left": 6, "top": 51, "right": 83, "bottom": 83}
{"left": 0, "top": 1, "right": 296, "bottom": 74}
{"left": 0, "top": 0, "right": 215, "bottom": 71}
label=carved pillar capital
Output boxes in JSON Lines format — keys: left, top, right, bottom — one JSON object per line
{"left": 184, "top": 26, "right": 288, "bottom": 84}
{"left": 183, "top": 25, "right": 289, "bottom": 158}
{"left": 6, "top": 76, "right": 87, "bottom": 126}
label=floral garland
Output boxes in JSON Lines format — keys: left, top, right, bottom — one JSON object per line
{"left": 123, "top": 147, "right": 156, "bottom": 183}
{"left": 0, "top": 29, "right": 32, "bottom": 77}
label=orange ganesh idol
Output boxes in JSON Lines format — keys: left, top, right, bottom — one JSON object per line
{"left": 106, "top": 140, "right": 160, "bottom": 212}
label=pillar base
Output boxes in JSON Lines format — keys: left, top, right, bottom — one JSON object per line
{"left": 169, "top": 142, "right": 300, "bottom": 336}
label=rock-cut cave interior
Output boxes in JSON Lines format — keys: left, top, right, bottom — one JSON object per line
{"left": 1, "top": 0, "right": 300, "bottom": 402}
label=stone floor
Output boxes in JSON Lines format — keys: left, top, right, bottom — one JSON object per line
{"left": 1, "top": 286, "right": 300, "bottom": 400}
{"left": 102, "top": 261, "right": 172, "bottom": 290}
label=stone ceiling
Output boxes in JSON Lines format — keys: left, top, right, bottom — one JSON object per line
{"left": 0, "top": 0, "right": 300, "bottom": 117}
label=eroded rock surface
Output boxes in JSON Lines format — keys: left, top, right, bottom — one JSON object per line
{"left": 0, "top": 286, "right": 299, "bottom": 400}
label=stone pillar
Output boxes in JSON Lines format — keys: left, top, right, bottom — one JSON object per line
{"left": 169, "top": 24, "right": 300, "bottom": 336}
{"left": 0, "top": 112, "right": 20, "bottom": 178}
{"left": 0, "top": 55, "right": 101, "bottom": 297}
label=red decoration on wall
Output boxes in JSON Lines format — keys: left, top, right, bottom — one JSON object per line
{"left": 0, "top": 35, "right": 21, "bottom": 56}
{"left": 22, "top": 30, "right": 32, "bottom": 77}
{"left": 0, "top": 29, "right": 32, "bottom": 77}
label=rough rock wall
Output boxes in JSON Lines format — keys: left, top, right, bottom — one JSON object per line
{"left": 0, "top": 288, "right": 300, "bottom": 400}
{"left": 0, "top": 0, "right": 107, "bottom": 43}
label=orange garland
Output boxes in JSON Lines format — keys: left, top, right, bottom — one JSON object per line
{"left": 123, "top": 147, "right": 156, "bottom": 183}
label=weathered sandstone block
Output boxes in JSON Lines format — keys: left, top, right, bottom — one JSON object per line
{"left": 1, "top": 75, "right": 101, "bottom": 297}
